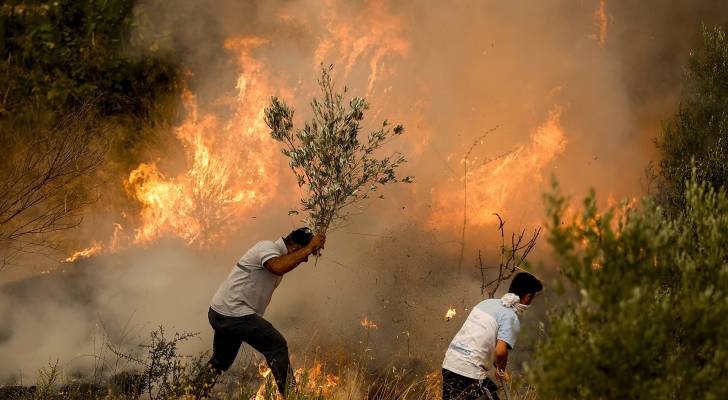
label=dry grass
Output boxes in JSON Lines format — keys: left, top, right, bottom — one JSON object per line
{"left": 0, "top": 327, "right": 536, "bottom": 400}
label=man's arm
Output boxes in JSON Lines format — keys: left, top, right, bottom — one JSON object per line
{"left": 494, "top": 339, "right": 510, "bottom": 371}
{"left": 263, "top": 234, "right": 325, "bottom": 276}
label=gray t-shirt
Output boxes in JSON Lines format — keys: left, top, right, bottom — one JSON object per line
{"left": 210, "top": 238, "right": 287, "bottom": 317}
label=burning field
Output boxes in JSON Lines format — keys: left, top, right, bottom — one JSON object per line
{"left": 3, "top": 0, "right": 728, "bottom": 399}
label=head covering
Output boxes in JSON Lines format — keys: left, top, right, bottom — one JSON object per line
{"left": 501, "top": 293, "right": 529, "bottom": 314}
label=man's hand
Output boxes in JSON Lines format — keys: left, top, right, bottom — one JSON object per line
{"left": 307, "top": 234, "right": 326, "bottom": 255}
{"left": 495, "top": 368, "right": 511, "bottom": 382}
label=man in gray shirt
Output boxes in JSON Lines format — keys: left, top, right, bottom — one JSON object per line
{"left": 196, "top": 227, "right": 325, "bottom": 397}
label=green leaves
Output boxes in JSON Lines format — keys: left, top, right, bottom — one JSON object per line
{"left": 657, "top": 26, "right": 728, "bottom": 215}
{"left": 532, "top": 177, "right": 728, "bottom": 399}
{"left": 264, "top": 65, "right": 411, "bottom": 233}
{"left": 265, "top": 97, "right": 295, "bottom": 141}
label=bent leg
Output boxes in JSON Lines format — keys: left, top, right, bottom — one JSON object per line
{"left": 208, "top": 326, "right": 244, "bottom": 372}
{"left": 195, "top": 309, "right": 245, "bottom": 399}
{"left": 243, "top": 315, "right": 293, "bottom": 395}
{"left": 207, "top": 308, "right": 245, "bottom": 372}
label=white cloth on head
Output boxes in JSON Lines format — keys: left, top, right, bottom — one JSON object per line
{"left": 501, "top": 293, "right": 529, "bottom": 314}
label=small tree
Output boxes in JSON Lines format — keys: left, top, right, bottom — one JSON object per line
{"left": 531, "top": 176, "right": 728, "bottom": 399}
{"left": 265, "top": 65, "right": 412, "bottom": 234}
{"left": 656, "top": 25, "right": 728, "bottom": 214}
{"left": 0, "top": 104, "right": 104, "bottom": 268}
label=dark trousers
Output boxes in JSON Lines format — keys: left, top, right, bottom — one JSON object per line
{"left": 442, "top": 368, "right": 500, "bottom": 400}
{"left": 205, "top": 308, "right": 293, "bottom": 394}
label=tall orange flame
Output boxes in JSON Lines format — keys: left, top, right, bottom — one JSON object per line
{"left": 430, "top": 106, "right": 567, "bottom": 229}
{"left": 314, "top": 0, "right": 408, "bottom": 95}
{"left": 64, "top": 2, "right": 411, "bottom": 260}
{"left": 125, "top": 37, "right": 278, "bottom": 247}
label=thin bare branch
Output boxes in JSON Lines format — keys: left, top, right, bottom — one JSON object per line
{"left": 0, "top": 103, "right": 105, "bottom": 266}
{"left": 480, "top": 213, "right": 541, "bottom": 298}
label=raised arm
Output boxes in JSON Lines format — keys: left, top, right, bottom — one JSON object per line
{"left": 263, "top": 234, "right": 325, "bottom": 275}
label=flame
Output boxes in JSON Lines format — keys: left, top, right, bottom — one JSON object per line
{"left": 64, "top": 2, "right": 410, "bottom": 260}
{"left": 314, "top": 0, "right": 408, "bottom": 95}
{"left": 254, "top": 360, "right": 339, "bottom": 399}
{"left": 360, "top": 316, "right": 379, "bottom": 329}
{"left": 64, "top": 241, "right": 103, "bottom": 262}
{"left": 64, "top": 223, "right": 124, "bottom": 263}
{"left": 66, "top": 37, "right": 279, "bottom": 257}
{"left": 125, "top": 37, "right": 278, "bottom": 247}
{"left": 430, "top": 106, "right": 567, "bottom": 229}
{"left": 294, "top": 362, "right": 340, "bottom": 395}
{"left": 592, "top": 0, "right": 608, "bottom": 48}
{"left": 254, "top": 363, "right": 277, "bottom": 400}
{"left": 444, "top": 307, "right": 457, "bottom": 321}
{"left": 424, "top": 370, "right": 443, "bottom": 398}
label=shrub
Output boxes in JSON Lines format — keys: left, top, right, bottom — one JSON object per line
{"left": 531, "top": 176, "right": 728, "bottom": 399}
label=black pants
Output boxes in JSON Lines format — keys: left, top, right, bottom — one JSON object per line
{"left": 442, "top": 368, "right": 500, "bottom": 400}
{"left": 206, "top": 308, "right": 293, "bottom": 394}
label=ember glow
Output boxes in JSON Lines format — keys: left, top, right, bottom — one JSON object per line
{"left": 444, "top": 307, "right": 457, "bottom": 321}
{"left": 293, "top": 362, "right": 340, "bottom": 396}
{"left": 360, "top": 316, "right": 379, "bottom": 330}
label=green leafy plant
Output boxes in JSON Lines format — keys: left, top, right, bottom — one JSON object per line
{"left": 531, "top": 175, "right": 728, "bottom": 399}
{"left": 656, "top": 25, "right": 728, "bottom": 214}
{"left": 265, "top": 65, "right": 412, "bottom": 234}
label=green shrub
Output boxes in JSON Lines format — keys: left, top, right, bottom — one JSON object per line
{"left": 531, "top": 177, "right": 728, "bottom": 399}
{"left": 657, "top": 25, "right": 728, "bottom": 214}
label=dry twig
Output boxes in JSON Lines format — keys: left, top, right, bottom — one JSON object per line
{"left": 0, "top": 104, "right": 104, "bottom": 268}
{"left": 479, "top": 213, "right": 541, "bottom": 298}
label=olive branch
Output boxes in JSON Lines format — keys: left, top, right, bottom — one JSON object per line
{"left": 265, "top": 65, "right": 412, "bottom": 234}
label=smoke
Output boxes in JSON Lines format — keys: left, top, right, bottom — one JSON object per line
{"left": 3, "top": 0, "right": 728, "bottom": 383}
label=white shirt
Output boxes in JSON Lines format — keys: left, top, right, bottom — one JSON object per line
{"left": 443, "top": 298, "right": 521, "bottom": 379}
{"left": 210, "top": 238, "right": 287, "bottom": 317}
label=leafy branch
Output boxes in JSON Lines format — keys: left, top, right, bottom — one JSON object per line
{"left": 265, "top": 65, "right": 412, "bottom": 234}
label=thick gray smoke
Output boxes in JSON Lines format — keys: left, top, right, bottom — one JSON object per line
{"left": 2, "top": 0, "right": 728, "bottom": 383}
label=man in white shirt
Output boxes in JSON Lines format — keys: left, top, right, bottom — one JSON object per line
{"left": 196, "top": 227, "right": 325, "bottom": 397}
{"left": 442, "top": 272, "right": 543, "bottom": 400}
